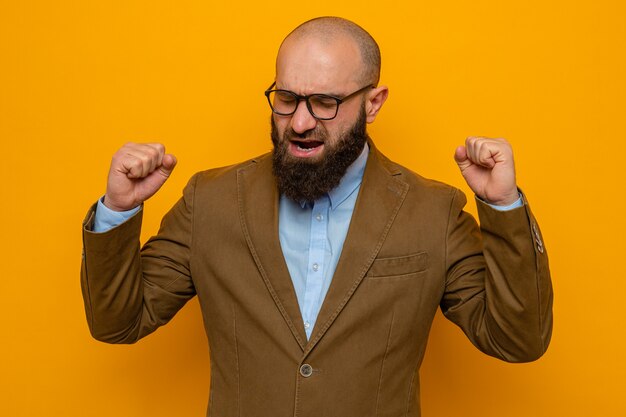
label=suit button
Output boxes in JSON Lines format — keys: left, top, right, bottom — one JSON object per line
{"left": 300, "top": 364, "right": 313, "bottom": 378}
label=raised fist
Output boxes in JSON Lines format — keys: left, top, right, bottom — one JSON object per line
{"left": 454, "top": 136, "right": 519, "bottom": 206}
{"left": 104, "top": 142, "right": 177, "bottom": 211}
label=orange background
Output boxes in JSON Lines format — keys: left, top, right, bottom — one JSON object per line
{"left": 2, "top": 1, "right": 625, "bottom": 416}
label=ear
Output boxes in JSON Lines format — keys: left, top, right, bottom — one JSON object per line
{"left": 365, "top": 85, "right": 389, "bottom": 123}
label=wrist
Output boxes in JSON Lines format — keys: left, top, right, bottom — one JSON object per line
{"left": 484, "top": 189, "right": 520, "bottom": 207}
{"left": 103, "top": 195, "right": 139, "bottom": 212}
{"left": 478, "top": 191, "right": 523, "bottom": 212}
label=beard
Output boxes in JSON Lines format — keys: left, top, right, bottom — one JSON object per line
{"left": 271, "top": 106, "right": 368, "bottom": 203}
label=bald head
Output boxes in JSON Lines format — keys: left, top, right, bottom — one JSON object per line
{"left": 278, "top": 17, "right": 381, "bottom": 86}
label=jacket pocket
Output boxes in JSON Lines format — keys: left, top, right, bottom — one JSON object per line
{"left": 366, "top": 252, "right": 429, "bottom": 279}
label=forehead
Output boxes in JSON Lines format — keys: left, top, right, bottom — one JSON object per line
{"left": 275, "top": 35, "right": 363, "bottom": 94}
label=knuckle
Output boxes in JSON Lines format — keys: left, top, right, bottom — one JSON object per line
{"left": 143, "top": 149, "right": 155, "bottom": 161}
{"left": 146, "top": 144, "right": 160, "bottom": 155}
{"left": 128, "top": 156, "right": 142, "bottom": 169}
{"left": 112, "top": 151, "right": 127, "bottom": 164}
{"left": 139, "top": 154, "right": 151, "bottom": 165}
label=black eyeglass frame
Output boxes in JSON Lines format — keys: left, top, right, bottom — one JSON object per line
{"left": 264, "top": 82, "right": 375, "bottom": 120}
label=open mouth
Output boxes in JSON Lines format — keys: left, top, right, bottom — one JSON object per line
{"left": 290, "top": 139, "right": 324, "bottom": 152}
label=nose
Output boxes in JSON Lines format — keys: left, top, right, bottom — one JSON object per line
{"left": 290, "top": 100, "right": 317, "bottom": 134}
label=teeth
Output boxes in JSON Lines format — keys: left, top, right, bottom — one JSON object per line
{"left": 297, "top": 144, "right": 315, "bottom": 152}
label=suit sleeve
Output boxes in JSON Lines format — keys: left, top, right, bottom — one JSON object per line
{"left": 440, "top": 189, "right": 553, "bottom": 362}
{"left": 80, "top": 174, "right": 198, "bottom": 344}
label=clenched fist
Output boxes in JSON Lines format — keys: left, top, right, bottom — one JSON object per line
{"left": 454, "top": 137, "right": 519, "bottom": 206}
{"left": 104, "top": 142, "right": 177, "bottom": 212}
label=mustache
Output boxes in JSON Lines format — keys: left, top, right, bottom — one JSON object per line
{"left": 282, "top": 126, "right": 327, "bottom": 142}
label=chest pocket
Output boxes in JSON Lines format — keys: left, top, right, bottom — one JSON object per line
{"left": 366, "top": 252, "right": 429, "bottom": 279}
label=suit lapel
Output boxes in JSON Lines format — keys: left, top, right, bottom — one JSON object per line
{"left": 305, "top": 145, "right": 409, "bottom": 354}
{"left": 237, "top": 155, "right": 308, "bottom": 350}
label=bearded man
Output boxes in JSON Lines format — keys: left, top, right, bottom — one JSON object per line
{"left": 81, "top": 16, "right": 553, "bottom": 417}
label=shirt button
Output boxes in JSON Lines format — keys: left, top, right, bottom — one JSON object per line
{"left": 315, "top": 214, "right": 323, "bottom": 221}
{"left": 300, "top": 364, "right": 313, "bottom": 378}
{"left": 304, "top": 321, "right": 310, "bottom": 329}
{"left": 312, "top": 263, "right": 319, "bottom": 272}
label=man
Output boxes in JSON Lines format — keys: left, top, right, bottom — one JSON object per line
{"left": 81, "top": 16, "right": 552, "bottom": 417}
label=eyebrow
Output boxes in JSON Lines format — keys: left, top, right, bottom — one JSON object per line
{"left": 276, "top": 84, "right": 343, "bottom": 98}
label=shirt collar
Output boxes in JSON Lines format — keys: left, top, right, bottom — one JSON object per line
{"left": 295, "top": 143, "right": 370, "bottom": 209}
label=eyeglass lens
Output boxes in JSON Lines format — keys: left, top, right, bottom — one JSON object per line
{"left": 268, "top": 91, "right": 339, "bottom": 119}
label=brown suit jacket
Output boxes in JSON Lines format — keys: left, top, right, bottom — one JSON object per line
{"left": 81, "top": 143, "right": 553, "bottom": 417}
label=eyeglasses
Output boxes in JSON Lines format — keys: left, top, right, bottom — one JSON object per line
{"left": 264, "top": 82, "right": 374, "bottom": 120}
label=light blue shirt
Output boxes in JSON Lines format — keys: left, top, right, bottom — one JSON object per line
{"left": 278, "top": 144, "right": 369, "bottom": 338}
{"left": 93, "top": 144, "right": 522, "bottom": 339}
